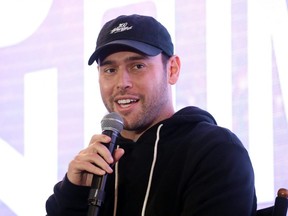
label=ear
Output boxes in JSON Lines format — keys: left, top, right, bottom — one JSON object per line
{"left": 167, "top": 55, "right": 181, "bottom": 85}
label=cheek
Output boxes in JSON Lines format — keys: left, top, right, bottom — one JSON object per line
{"left": 99, "top": 84, "right": 112, "bottom": 99}
{"left": 99, "top": 78, "right": 113, "bottom": 92}
{"left": 99, "top": 80, "right": 117, "bottom": 105}
{"left": 99, "top": 85, "right": 112, "bottom": 109}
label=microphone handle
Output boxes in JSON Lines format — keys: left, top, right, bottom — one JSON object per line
{"left": 87, "top": 130, "right": 118, "bottom": 216}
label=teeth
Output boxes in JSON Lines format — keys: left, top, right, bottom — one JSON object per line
{"left": 117, "top": 99, "right": 137, "bottom": 104}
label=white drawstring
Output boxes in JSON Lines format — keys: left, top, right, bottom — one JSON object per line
{"left": 113, "top": 145, "right": 120, "bottom": 216}
{"left": 113, "top": 125, "right": 163, "bottom": 216}
{"left": 141, "top": 124, "right": 163, "bottom": 216}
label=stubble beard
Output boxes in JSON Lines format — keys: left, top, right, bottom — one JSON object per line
{"left": 125, "top": 80, "right": 169, "bottom": 132}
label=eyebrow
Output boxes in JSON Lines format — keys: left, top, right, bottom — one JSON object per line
{"left": 99, "top": 54, "right": 150, "bottom": 66}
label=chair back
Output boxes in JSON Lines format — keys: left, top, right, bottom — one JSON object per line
{"left": 256, "top": 188, "right": 288, "bottom": 216}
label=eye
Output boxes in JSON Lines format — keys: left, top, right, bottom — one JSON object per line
{"left": 103, "top": 67, "right": 116, "bottom": 74}
{"left": 132, "top": 64, "right": 145, "bottom": 70}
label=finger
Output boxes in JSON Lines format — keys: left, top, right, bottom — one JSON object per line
{"left": 69, "top": 157, "right": 107, "bottom": 176}
{"left": 87, "top": 142, "right": 114, "bottom": 164}
{"left": 113, "top": 148, "right": 125, "bottom": 162}
{"left": 86, "top": 152, "right": 114, "bottom": 173}
{"left": 67, "top": 158, "right": 105, "bottom": 186}
{"left": 88, "top": 134, "right": 115, "bottom": 163}
{"left": 89, "top": 134, "right": 111, "bottom": 146}
{"left": 76, "top": 150, "right": 114, "bottom": 173}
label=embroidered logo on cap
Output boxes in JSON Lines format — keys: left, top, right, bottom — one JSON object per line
{"left": 110, "top": 22, "right": 133, "bottom": 34}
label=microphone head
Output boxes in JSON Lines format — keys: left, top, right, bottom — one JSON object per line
{"left": 101, "top": 112, "right": 124, "bottom": 133}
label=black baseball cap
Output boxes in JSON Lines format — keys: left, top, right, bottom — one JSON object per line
{"left": 88, "top": 14, "right": 174, "bottom": 65}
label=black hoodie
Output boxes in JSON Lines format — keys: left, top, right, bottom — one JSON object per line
{"left": 46, "top": 106, "right": 257, "bottom": 216}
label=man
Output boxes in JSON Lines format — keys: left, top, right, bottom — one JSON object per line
{"left": 46, "top": 14, "right": 257, "bottom": 216}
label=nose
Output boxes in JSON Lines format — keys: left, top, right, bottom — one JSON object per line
{"left": 117, "top": 70, "right": 132, "bottom": 90}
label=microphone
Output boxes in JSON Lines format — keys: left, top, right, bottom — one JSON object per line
{"left": 87, "top": 112, "right": 124, "bottom": 216}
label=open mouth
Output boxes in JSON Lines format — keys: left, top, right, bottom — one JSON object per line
{"left": 117, "top": 99, "right": 139, "bottom": 108}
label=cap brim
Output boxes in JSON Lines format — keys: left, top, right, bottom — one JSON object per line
{"left": 88, "top": 40, "right": 162, "bottom": 65}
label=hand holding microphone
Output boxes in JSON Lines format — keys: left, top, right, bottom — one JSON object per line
{"left": 65, "top": 112, "right": 124, "bottom": 215}
{"left": 87, "top": 112, "right": 124, "bottom": 216}
{"left": 67, "top": 112, "right": 124, "bottom": 186}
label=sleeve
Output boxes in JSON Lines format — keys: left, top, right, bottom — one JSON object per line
{"left": 182, "top": 129, "right": 257, "bottom": 216}
{"left": 46, "top": 174, "right": 90, "bottom": 216}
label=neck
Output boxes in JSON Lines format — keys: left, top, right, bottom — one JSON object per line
{"left": 121, "top": 108, "right": 175, "bottom": 142}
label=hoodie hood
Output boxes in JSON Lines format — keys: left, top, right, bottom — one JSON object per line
{"left": 162, "top": 106, "right": 217, "bottom": 128}
{"left": 117, "top": 106, "right": 217, "bottom": 145}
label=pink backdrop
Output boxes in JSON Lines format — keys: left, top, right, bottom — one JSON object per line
{"left": 0, "top": 0, "right": 287, "bottom": 215}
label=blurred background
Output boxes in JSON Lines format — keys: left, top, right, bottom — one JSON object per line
{"left": 0, "top": 0, "right": 287, "bottom": 215}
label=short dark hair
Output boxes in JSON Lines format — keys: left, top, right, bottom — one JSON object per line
{"left": 161, "top": 52, "right": 170, "bottom": 68}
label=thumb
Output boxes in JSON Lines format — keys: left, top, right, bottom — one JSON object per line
{"left": 113, "top": 147, "right": 125, "bottom": 162}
